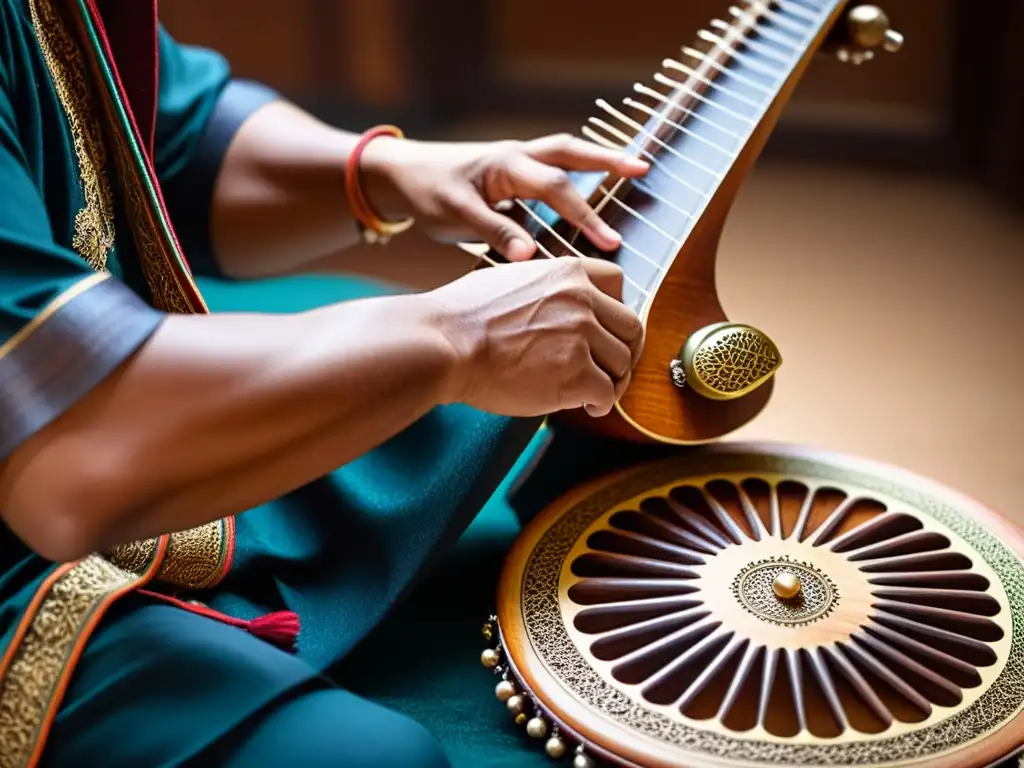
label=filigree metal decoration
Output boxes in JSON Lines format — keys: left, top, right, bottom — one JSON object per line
{"left": 677, "top": 323, "right": 782, "bottom": 401}
{"left": 732, "top": 556, "right": 839, "bottom": 627}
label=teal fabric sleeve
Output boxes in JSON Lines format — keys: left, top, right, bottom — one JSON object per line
{"left": 154, "top": 25, "right": 279, "bottom": 279}
{"left": 0, "top": 70, "right": 164, "bottom": 463}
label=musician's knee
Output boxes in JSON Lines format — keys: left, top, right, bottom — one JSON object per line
{"left": 226, "top": 688, "right": 451, "bottom": 768}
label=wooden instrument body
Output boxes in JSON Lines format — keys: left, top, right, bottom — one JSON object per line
{"left": 487, "top": 442, "right": 1024, "bottom": 768}
{"left": 484, "top": 1, "right": 857, "bottom": 445}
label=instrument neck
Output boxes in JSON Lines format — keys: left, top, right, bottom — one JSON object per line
{"left": 519, "top": 0, "right": 847, "bottom": 311}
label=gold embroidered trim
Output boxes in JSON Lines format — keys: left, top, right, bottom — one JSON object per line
{"left": 108, "top": 139, "right": 192, "bottom": 314}
{"left": 27, "top": 0, "right": 115, "bottom": 273}
{"left": 105, "top": 536, "right": 159, "bottom": 577}
{"left": 0, "top": 556, "right": 139, "bottom": 768}
{"left": 157, "top": 522, "right": 230, "bottom": 590}
{"left": 106, "top": 522, "right": 227, "bottom": 591}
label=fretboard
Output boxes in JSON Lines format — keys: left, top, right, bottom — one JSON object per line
{"left": 524, "top": 0, "right": 844, "bottom": 312}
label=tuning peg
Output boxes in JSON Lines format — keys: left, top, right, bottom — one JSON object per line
{"left": 846, "top": 5, "right": 903, "bottom": 52}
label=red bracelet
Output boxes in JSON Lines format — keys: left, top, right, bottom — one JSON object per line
{"left": 345, "top": 125, "right": 415, "bottom": 244}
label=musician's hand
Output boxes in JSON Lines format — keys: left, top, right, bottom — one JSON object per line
{"left": 362, "top": 133, "right": 649, "bottom": 262}
{"left": 429, "top": 255, "right": 644, "bottom": 418}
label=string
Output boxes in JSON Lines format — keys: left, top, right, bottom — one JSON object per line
{"left": 709, "top": 20, "right": 798, "bottom": 64}
{"left": 597, "top": 185, "right": 685, "bottom": 248}
{"left": 775, "top": 0, "right": 819, "bottom": 23}
{"left": 651, "top": 72, "right": 756, "bottom": 125}
{"left": 584, "top": 119, "right": 712, "bottom": 200}
{"left": 634, "top": 82, "right": 744, "bottom": 139}
{"left": 596, "top": 100, "right": 724, "bottom": 180}
{"left": 724, "top": 9, "right": 802, "bottom": 50}
{"left": 657, "top": 55, "right": 769, "bottom": 111}
{"left": 743, "top": 1, "right": 811, "bottom": 36}
{"left": 513, "top": 199, "right": 654, "bottom": 298}
{"left": 696, "top": 31, "right": 787, "bottom": 76}
{"left": 670, "top": 52, "right": 773, "bottom": 95}
{"left": 623, "top": 98, "right": 734, "bottom": 157}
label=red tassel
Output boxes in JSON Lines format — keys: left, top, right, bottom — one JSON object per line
{"left": 244, "top": 611, "right": 300, "bottom": 651}
{"left": 137, "top": 590, "right": 300, "bottom": 652}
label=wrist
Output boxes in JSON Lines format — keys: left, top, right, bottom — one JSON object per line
{"left": 411, "top": 289, "right": 480, "bottom": 406}
{"left": 356, "top": 134, "right": 416, "bottom": 221}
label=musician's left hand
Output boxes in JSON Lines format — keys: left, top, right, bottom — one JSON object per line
{"left": 361, "top": 133, "right": 649, "bottom": 262}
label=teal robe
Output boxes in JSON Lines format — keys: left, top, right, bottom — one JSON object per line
{"left": 0, "top": 1, "right": 548, "bottom": 765}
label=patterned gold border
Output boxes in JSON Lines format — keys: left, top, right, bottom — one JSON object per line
{"left": 26, "top": 0, "right": 114, "bottom": 273}
{"left": 0, "top": 547, "right": 167, "bottom": 768}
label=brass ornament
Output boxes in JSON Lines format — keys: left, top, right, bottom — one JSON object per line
{"left": 480, "top": 648, "right": 500, "bottom": 670}
{"left": 495, "top": 680, "right": 516, "bottom": 702}
{"left": 673, "top": 322, "right": 782, "bottom": 401}
{"left": 772, "top": 570, "right": 802, "bottom": 600}
{"left": 846, "top": 5, "right": 904, "bottom": 52}
{"left": 526, "top": 716, "right": 549, "bottom": 740}
{"left": 732, "top": 557, "right": 839, "bottom": 627}
{"left": 545, "top": 735, "right": 567, "bottom": 759}
{"left": 506, "top": 694, "right": 526, "bottom": 716}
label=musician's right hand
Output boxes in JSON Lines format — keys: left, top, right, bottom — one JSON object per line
{"left": 428, "top": 256, "right": 644, "bottom": 418}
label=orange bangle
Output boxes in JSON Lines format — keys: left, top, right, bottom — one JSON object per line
{"left": 346, "top": 125, "right": 415, "bottom": 244}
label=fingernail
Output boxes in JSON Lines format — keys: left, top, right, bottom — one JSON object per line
{"left": 508, "top": 239, "right": 534, "bottom": 261}
{"left": 597, "top": 223, "right": 621, "bottom": 246}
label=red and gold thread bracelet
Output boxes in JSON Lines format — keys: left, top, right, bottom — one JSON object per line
{"left": 345, "top": 125, "right": 415, "bottom": 244}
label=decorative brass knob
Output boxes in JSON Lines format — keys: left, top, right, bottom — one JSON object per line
{"left": 834, "top": 5, "right": 904, "bottom": 64}
{"left": 847, "top": 5, "right": 890, "bottom": 48}
{"left": 773, "top": 571, "right": 802, "bottom": 600}
{"left": 669, "top": 322, "right": 782, "bottom": 401}
{"left": 846, "top": 5, "right": 904, "bottom": 51}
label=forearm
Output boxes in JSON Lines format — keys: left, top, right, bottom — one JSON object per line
{"left": 296, "top": 225, "right": 479, "bottom": 292}
{"left": 209, "top": 99, "right": 412, "bottom": 281}
{"left": 0, "top": 292, "right": 456, "bottom": 561}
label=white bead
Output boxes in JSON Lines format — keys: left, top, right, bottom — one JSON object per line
{"left": 495, "top": 680, "right": 516, "bottom": 702}
{"left": 573, "top": 753, "right": 595, "bottom": 768}
{"left": 526, "top": 717, "right": 548, "bottom": 739}
{"left": 545, "top": 736, "right": 566, "bottom": 759}
{"left": 506, "top": 694, "right": 526, "bottom": 716}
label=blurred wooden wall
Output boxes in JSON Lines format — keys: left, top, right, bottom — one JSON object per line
{"left": 161, "top": 0, "right": 961, "bottom": 168}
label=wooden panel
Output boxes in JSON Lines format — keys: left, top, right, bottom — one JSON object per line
{"left": 339, "top": 0, "right": 409, "bottom": 106}
{"left": 491, "top": 0, "right": 954, "bottom": 115}
{"left": 159, "top": 0, "right": 320, "bottom": 93}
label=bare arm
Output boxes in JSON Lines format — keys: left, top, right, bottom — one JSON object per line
{"left": 205, "top": 99, "right": 645, "bottom": 287}
{"left": 207, "top": 99, "right": 457, "bottom": 285}
{"left": 0, "top": 256, "right": 641, "bottom": 565}
{"left": 0, "top": 292, "right": 456, "bottom": 563}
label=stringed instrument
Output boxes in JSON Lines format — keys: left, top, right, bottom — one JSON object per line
{"left": 472, "top": 0, "right": 905, "bottom": 446}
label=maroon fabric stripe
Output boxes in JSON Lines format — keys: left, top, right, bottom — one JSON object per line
{"left": 91, "top": 0, "right": 159, "bottom": 155}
